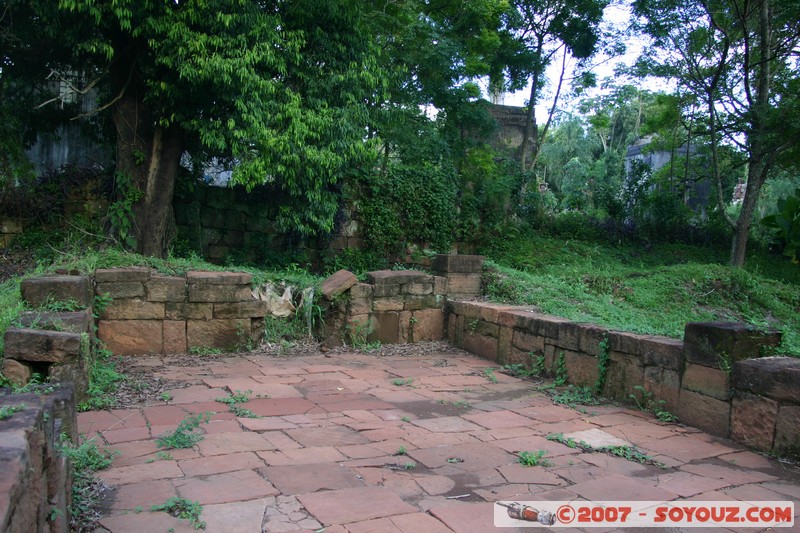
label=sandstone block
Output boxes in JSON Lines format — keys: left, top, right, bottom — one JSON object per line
{"left": 682, "top": 363, "right": 730, "bottom": 400}
{"left": 404, "top": 295, "right": 440, "bottom": 311}
{"left": 214, "top": 301, "right": 268, "bottom": 319}
{"left": 94, "top": 267, "right": 150, "bottom": 282}
{"left": 684, "top": 321, "right": 782, "bottom": 368}
{"left": 411, "top": 309, "right": 445, "bottom": 342}
{"left": 564, "top": 351, "right": 599, "bottom": 388}
{"left": 368, "top": 312, "right": 400, "bottom": 344}
{"left": 3, "top": 328, "right": 82, "bottom": 363}
{"left": 497, "top": 326, "right": 513, "bottom": 363}
{"left": 16, "top": 310, "right": 92, "bottom": 334}
{"left": 3, "top": 359, "right": 32, "bottom": 386}
{"left": 578, "top": 325, "right": 609, "bottom": 356}
{"left": 730, "top": 392, "right": 778, "bottom": 451}
{"left": 163, "top": 321, "right": 187, "bottom": 354}
{"left": 774, "top": 405, "right": 800, "bottom": 454}
{"left": 433, "top": 276, "right": 447, "bottom": 295}
{"left": 96, "top": 281, "right": 145, "bottom": 299}
{"left": 553, "top": 321, "right": 581, "bottom": 351}
{"left": 512, "top": 329, "right": 545, "bottom": 354}
{"left": 166, "top": 302, "right": 213, "bottom": 320}
{"left": 367, "top": 270, "right": 430, "bottom": 285}
{"left": 100, "top": 299, "right": 165, "bottom": 320}
{"left": 444, "top": 273, "right": 481, "bottom": 296}
{"left": 732, "top": 357, "right": 800, "bottom": 402}
{"left": 373, "top": 297, "right": 404, "bottom": 312}
{"left": 479, "top": 304, "right": 514, "bottom": 324}
{"left": 349, "top": 283, "right": 373, "bottom": 299}
{"left": 398, "top": 311, "right": 412, "bottom": 343}
{"left": 186, "top": 271, "right": 252, "bottom": 285}
{"left": 602, "top": 354, "right": 645, "bottom": 401}
{"left": 147, "top": 276, "right": 187, "bottom": 302}
{"left": 462, "top": 332, "right": 498, "bottom": 362}
{"left": 187, "top": 319, "right": 251, "bottom": 351}
{"left": 21, "top": 276, "right": 92, "bottom": 308}
{"left": 445, "top": 301, "right": 482, "bottom": 319}
{"left": 320, "top": 270, "right": 358, "bottom": 301}
{"left": 431, "top": 254, "right": 485, "bottom": 273}
{"left": 643, "top": 366, "right": 681, "bottom": 412}
{"left": 48, "top": 361, "right": 88, "bottom": 403}
{"left": 677, "top": 390, "right": 731, "bottom": 438}
{"left": 349, "top": 297, "right": 371, "bottom": 315}
{"left": 404, "top": 282, "right": 433, "bottom": 295}
{"left": 98, "top": 321, "right": 163, "bottom": 355}
{"left": 189, "top": 284, "right": 252, "bottom": 303}
{"left": 373, "top": 284, "right": 401, "bottom": 297}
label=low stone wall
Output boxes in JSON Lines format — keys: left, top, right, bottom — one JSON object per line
{"left": 94, "top": 268, "right": 265, "bottom": 355}
{"left": 321, "top": 255, "right": 484, "bottom": 346}
{"left": 0, "top": 384, "right": 77, "bottom": 533}
{"left": 445, "top": 300, "right": 798, "bottom": 454}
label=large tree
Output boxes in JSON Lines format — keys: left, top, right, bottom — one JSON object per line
{"left": 633, "top": 0, "right": 800, "bottom": 266}
{"left": 1, "top": 0, "right": 385, "bottom": 257}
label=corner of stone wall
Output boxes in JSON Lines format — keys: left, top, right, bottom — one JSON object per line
{"left": 0, "top": 384, "right": 77, "bottom": 533}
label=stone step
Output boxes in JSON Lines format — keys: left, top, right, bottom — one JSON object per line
{"left": 3, "top": 328, "right": 83, "bottom": 363}
{"left": 20, "top": 275, "right": 92, "bottom": 308}
{"left": 16, "top": 309, "right": 93, "bottom": 335}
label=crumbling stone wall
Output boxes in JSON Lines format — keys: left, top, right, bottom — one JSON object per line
{"left": 94, "top": 268, "right": 265, "bottom": 355}
{"left": 445, "top": 300, "right": 796, "bottom": 454}
{"left": 0, "top": 385, "right": 77, "bottom": 533}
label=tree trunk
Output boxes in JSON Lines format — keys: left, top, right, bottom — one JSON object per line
{"left": 112, "top": 87, "right": 183, "bottom": 259}
{"left": 730, "top": 163, "right": 764, "bottom": 266}
{"left": 519, "top": 77, "right": 539, "bottom": 170}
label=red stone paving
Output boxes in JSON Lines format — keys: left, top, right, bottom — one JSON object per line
{"left": 78, "top": 351, "right": 800, "bottom": 532}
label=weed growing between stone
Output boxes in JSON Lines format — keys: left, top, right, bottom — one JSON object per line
{"left": 518, "top": 450, "right": 552, "bottom": 467}
{"left": 156, "top": 413, "right": 212, "bottom": 449}
{"left": 629, "top": 385, "right": 678, "bottom": 423}
{"left": 391, "top": 378, "right": 413, "bottom": 386}
{"left": 58, "top": 435, "right": 118, "bottom": 531}
{"left": 215, "top": 390, "right": 261, "bottom": 418}
{"left": 546, "top": 433, "right": 666, "bottom": 468}
{"left": 79, "top": 345, "right": 125, "bottom": 411}
{"left": 0, "top": 403, "right": 25, "bottom": 420}
{"left": 152, "top": 497, "right": 206, "bottom": 530}
{"left": 483, "top": 367, "right": 499, "bottom": 383}
{"left": 551, "top": 385, "right": 603, "bottom": 408}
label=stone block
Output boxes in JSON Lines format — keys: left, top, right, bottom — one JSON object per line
{"left": 147, "top": 276, "right": 187, "bottom": 302}
{"left": 640, "top": 337, "right": 684, "bottom": 371}
{"left": 367, "top": 270, "right": 430, "bottom": 285}
{"left": 94, "top": 268, "right": 150, "bottom": 283}
{"left": 445, "top": 301, "right": 482, "bottom": 319}
{"left": 404, "top": 295, "right": 439, "bottom": 311}
{"left": 433, "top": 276, "right": 447, "bottom": 294}
{"left": 3, "top": 328, "right": 82, "bottom": 363}
{"left": 602, "top": 354, "right": 645, "bottom": 401}
{"left": 187, "top": 319, "right": 250, "bottom": 351}
{"left": 578, "top": 324, "right": 609, "bottom": 356}
{"left": 462, "top": 332, "right": 498, "bottom": 362}
{"left": 100, "top": 299, "right": 165, "bottom": 320}
{"left": 373, "top": 284, "right": 401, "bottom": 297}
{"left": 479, "top": 304, "right": 513, "bottom": 324}
{"left": 368, "top": 312, "right": 400, "bottom": 344}
{"left": 21, "top": 276, "right": 92, "bottom": 308}
{"left": 98, "top": 320, "right": 163, "bottom": 355}
{"left": 16, "top": 310, "right": 93, "bottom": 334}
{"left": 496, "top": 310, "right": 536, "bottom": 329}
{"left": 166, "top": 302, "right": 213, "bottom": 320}
{"left": 730, "top": 392, "right": 778, "bottom": 451}
{"left": 349, "top": 297, "right": 371, "bottom": 315}
{"left": 774, "top": 405, "right": 800, "bottom": 454}
{"left": 471, "top": 320, "right": 499, "bottom": 338}
{"left": 350, "top": 283, "right": 373, "bottom": 299}
{"left": 431, "top": 254, "right": 485, "bottom": 273}
{"left": 320, "top": 270, "right": 358, "bottom": 301}
{"left": 189, "top": 284, "right": 251, "bottom": 303}
{"left": 564, "top": 351, "right": 599, "bottom": 388}
{"left": 512, "top": 329, "right": 545, "bottom": 354}
{"left": 553, "top": 321, "right": 581, "bottom": 351}
{"left": 222, "top": 230, "right": 244, "bottom": 247}
{"left": 677, "top": 390, "right": 731, "bottom": 438}
{"left": 411, "top": 309, "right": 445, "bottom": 342}
{"left": 398, "top": 311, "right": 412, "bottom": 343}
{"left": 682, "top": 363, "right": 730, "bottom": 400}
{"left": 732, "top": 357, "right": 800, "bottom": 402}
{"left": 3, "top": 359, "right": 32, "bottom": 386}
{"left": 214, "top": 301, "right": 268, "bottom": 319}
{"left": 446, "top": 313, "right": 457, "bottom": 343}
{"left": 186, "top": 271, "right": 252, "bottom": 285}
{"left": 96, "top": 281, "right": 145, "bottom": 299}
{"left": 48, "top": 361, "right": 88, "bottom": 403}
{"left": 497, "top": 326, "right": 513, "bottom": 363}
{"left": 643, "top": 366, "right": 681, "bottom": 413}
{"left": 404, "top": 282, "right": 433, "bottom": 295}
{"left": 163, "top": 321, "right": 188, "bottom": 354}
{"left": 373, "top": 297, "right": 404, "bottom": 312}
{"left": 684, "top": 321, "right": 782, "bottom": 368}
{"left": 444, "top": 273, "right": 481, "bottom": 296}
{"left": 207, "top": 244, "right": 230, "bottom": 261}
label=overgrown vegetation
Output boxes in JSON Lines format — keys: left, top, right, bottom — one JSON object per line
{"left": 546, "top": 433, "right": 665, "bottom": 468}
{"left": 518, "top": 450, "right": 552, "bottom": 467}
{"left": 156, "top": 413, "right": 212, "bottom": 450}
{"left": 152, "top": 497, "right": 206, "bottom": 530}
{"left": 483, "top": 234, "right": 800, "bottom": 356}
{"left": 58, "top": 435, "right": 118, "bottom": 531}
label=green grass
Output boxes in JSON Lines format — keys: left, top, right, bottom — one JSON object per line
{"left": 483, "top": 235, "right": 800, "bottom": 356}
